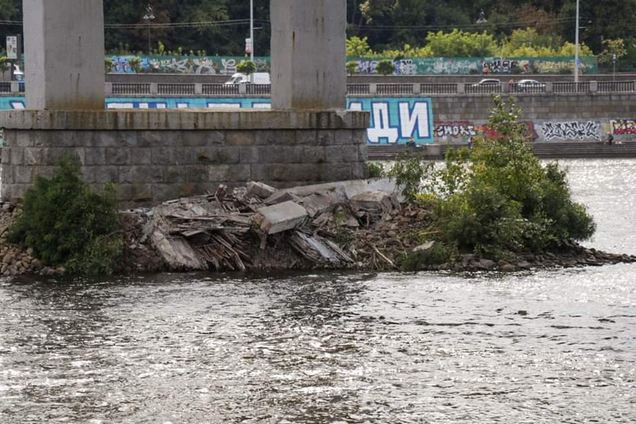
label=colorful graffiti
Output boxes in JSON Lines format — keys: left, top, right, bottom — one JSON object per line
{"left": 434, "top": 121, "right": 478, "bottom": 138}
{"left": 610, "top": 119, "right": 636, "bottom": 135}
{"left": 0, "top": 97, "right": 434, "bottom": 145}
{"left": 105, "top": 55, "right": 598, "bottom": 75}
{"left": 480, "top": 121, "right": 539, "bottom": 142}
{"left": 349, "top": 56, "right": 598, "bottom": 75}
{"left": 541, "top": 121, "right": 601, "bottom": 141}
{"left": 2, "top": 96, "right": 621, "bottom": 145}
{"left": 108, "top": 56, "right": 271, "bottom": 75}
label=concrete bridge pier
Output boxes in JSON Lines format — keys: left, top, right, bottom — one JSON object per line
{"left": 23, "top": 0, "right": 105, "bottom": 110}
{"left": 0, "top": 0, "right": 369, "bottom": 206}
{"left": 271, "top": 0, "right": 347, "bottom": 110}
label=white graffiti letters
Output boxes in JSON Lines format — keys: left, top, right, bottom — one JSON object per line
{"left": 367, "top": 103, "right": 399, "bottom": 144}
{"left": 399, "top": 102, "right": 431, "bottom": 139}
{"left": 541, "top": 121, "right": 600, "bottom": 141}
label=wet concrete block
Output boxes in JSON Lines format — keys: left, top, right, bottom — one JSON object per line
{"left": 254, "top": 201, "right": 308, "bottom": 234}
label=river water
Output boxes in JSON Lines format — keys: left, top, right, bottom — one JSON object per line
{"left": 1, "top": 159, "right": 635, "bottom": 423}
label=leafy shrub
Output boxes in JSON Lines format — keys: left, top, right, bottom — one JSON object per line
{"left": 425, "top": 96, "right": 596, "bottom": 256}
{"left": 376, "top": 59, "right": 396, "bottom": 76}
{"left": 367, "top": 162, "right": 385, "bottom": 178}
{"left": 387, "top": 150, "right": 434, "bottom": 200}
{"left": 8, "top": 158, "right": 123, "bottom": 275}
{"left": 237, "top": 60, "right": 257, "bottom": 76}
{"left": 346, "top": 61, "right": 359, "bottom": 75}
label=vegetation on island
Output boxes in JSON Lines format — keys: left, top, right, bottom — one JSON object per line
{"left": 8, "top": 158, "right": 123, "bottom": 276}
{"left": 388, "top": 96, "right": 596, "bottom": 270}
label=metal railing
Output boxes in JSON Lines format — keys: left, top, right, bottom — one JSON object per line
{"left": 112, "top": 83, "right": 151, "bottom": 95}
{"left": 420, "top": 83, "right": 458, "bottom": 94}
{"left": 553, "top": 82, "right": 590, "bottom": 93}
{"left": 509, "top": 83, "right": 547, "bottom": 94}
{"left": 347, "top": 84, "right": 371, "bottom": 95}
{"left": 158, "top": 83, "right": 196, "bottom": 95}
{"left": 377, "top": 83, "right": 414, "bottom": 95}
{"left": 5, "top": 81, "right": 636, "bottom": 98}
{"left": 598, "top": 81, "right": 635, "bottom": 93}
{"left": 246, "top": 84, "right": 271, "bottom": 96}
{"left": 465, "top": 83, "right": 502, "bottom": 95}
{"left": 202, "top": 84, "right": 239, "bottom": 96}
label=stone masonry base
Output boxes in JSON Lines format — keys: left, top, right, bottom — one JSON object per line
{"left": 0, "top": 110, "right": 369, "bottom": 206}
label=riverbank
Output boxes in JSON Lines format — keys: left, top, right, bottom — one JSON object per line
{"left": 0, "top": 179, "right": 634, "bottom": 277}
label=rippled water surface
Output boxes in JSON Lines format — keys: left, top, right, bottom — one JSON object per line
{"left": 1, "top": 159, "right": 635, "bottom": 423}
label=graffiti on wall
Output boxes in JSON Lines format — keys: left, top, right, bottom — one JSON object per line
{"left": 108, "top": 56, "right": 271, "bottom": 75}
{"left": 610, "top": 119, "right": 636, "bottom": 135}
{"left": 105, "top": 97, "right": 435, "bottom": 145}
{"left": 349, "top": 56, "right": 598, "bottom": 75}
{"left": 541, "top": 121, "right": 601, "bottom": 141}
{"left": 106, "top": 55, "right": 598, "bottom": 75}
{"left": 434, "top": 121, "right": 478, "bottom": 138}
{"left": 481, "top": 121, "right": 539, "bottom": 142}
{"left": 434, "top": 120, "right": 538, "bottom": 142}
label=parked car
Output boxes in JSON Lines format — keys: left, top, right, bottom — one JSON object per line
{"left": 472, "top": 78, "right": 501, "bottom": 87}
{"left": 516, "top": 79, "right": 546, "bottom": 92}
{"left": 224, "top": 72, "right": 270, "bottom": 85}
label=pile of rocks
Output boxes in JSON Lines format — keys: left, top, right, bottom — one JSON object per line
{"left": 0, "top": 202, "right": 63, "bottom": 277}
{"left": 1, "top": 179, "right": 635, "bottom": 276}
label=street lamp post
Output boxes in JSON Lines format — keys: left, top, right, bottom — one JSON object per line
{"left": 574, "top": 0, "right": 580, "bottom": 83}
{"left": 250, "top": 0, "right": 254, "bottom": 83}
{"left": 143, "top": 5, "right": 155, "bottom": 55}
{"left": 477, "top": 11, "right": 487, "bottom": 75}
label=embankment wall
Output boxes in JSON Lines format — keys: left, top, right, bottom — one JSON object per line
{"left": 0, "top": 110, "right": 369, "bottom": 206}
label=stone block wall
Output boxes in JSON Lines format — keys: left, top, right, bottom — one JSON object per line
{"left": 0, "top": 110, "right": 369, "bottom": 206}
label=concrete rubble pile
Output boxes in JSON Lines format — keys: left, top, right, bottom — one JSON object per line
{"left": 121, "top": 180, "right": 427, "bottom": 273}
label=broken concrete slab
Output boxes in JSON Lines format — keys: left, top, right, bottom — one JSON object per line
{"left": 150, "top": 229, "right": 206, "bottom": 271}
{"left": 264, "top": 191, "right": 302, "bottom": 206}
{"left": 285, "top": 178, "right": 397, "bottom": 199}
{"left": 301, "top": 190, "right": 347, "bottom": 217}
{"left": 247, "top": 181, "right": 277, "bottom": 199}
{"left": 350, "top": 191, "right": 399, "bottom": 214}
{"left": 253, "top": 201, "right": 308, "bottom": 234}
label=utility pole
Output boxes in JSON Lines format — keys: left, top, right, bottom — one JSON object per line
{"left": 574, "top": 0, "right": 580, "bottom": 83}
{"left": 250, "top": 0, "right": 254, "bottom": 83}
{"left": 143, "top": 5, "right": 155, "bottom": 55}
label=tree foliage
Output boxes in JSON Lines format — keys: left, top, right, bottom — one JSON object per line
{"left": 236, "top": 60, "right": 257, "bottom": 75}
{"left": 2, "top": 0, "right": 636, "bottom": 68}
{"left": 376, "top": 59, "right": 396, "bottom": 75}
{"left": 399, "top": 96, "right": 596, "bottom": 265}
{"left": 8, "top": 158, "right": 123, "bottom": 276}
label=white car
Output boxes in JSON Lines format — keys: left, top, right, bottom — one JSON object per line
{"left": 516, "top": 79, "right": 545, "bottom": 91}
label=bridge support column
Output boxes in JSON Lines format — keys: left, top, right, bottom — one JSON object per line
{"left": 270, "top": 0, "right": 347, "bottom": 110}
{"left": 23, "top": 0, "right": 105, "bottom": 110}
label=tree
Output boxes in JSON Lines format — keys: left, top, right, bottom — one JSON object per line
{"left": 0, "top": 56, "right": 11, "bottom": 73}
{"left": 127, "top": 57, "right": 143, "bottom": 73}
{"left": 598, "top": 39, "right": 627, "bottom": 65}
{"left": 346, "top": 36, "right": 373, "bottom": 57}
{"left": 236, "top": 60, "right": 257, "bottom": 76}
{"left": 346, "top": 61, "right": 359, "bottom": 75}
{"left": 426, "top": 29, "right": 498, "bottom": 57}
{"left": 104, "top": 57, "right": 115, "bottom": 74}
{"left": 376, "top": 59, "right": 395, "bottom": 76}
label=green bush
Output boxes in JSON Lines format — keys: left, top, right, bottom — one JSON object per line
{"left": 387, "top": 150, "right": 434, "bottom": 200}
{"left": 376, "top": 60, "right": 396, "bottom": 76}
{"left": 237, "top": 60, "right": 257, "bottom": 76}
{"left": 8, "top": 158, "right": 123, "bottom": 275}
{"left": 410, "top": 96, "right": 596, "bottom": 262}
{"left": 367, "top": 162, "right": 385, "bottom": 178}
